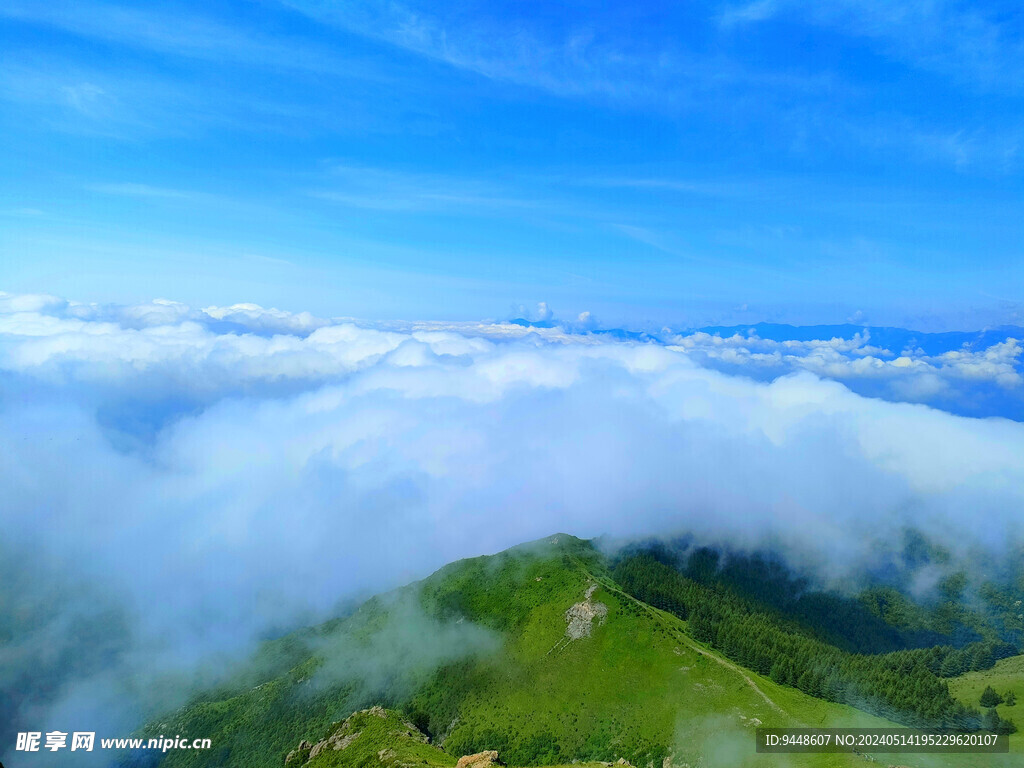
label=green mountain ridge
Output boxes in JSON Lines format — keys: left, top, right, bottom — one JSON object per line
{"left": 134, "top": 534, "right": 1022, "bottom": 768}
{"left": 282, "top": 706, "right": 454, "bottom": 768}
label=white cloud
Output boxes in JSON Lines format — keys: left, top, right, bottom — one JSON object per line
{"left": 2, "top": 293, "right": 1022, "bottom": 573}
{"left": 668, "top": 329, "right": 1023, "bottom": 407}
{"left": 2, "top": 295, "right": 1021, "bottom": 413}
{"left": 201, "top": 302, "right": 330, "bottom": 334}
{"left": 0, "top": 291, "right": 68, "bottom": 313}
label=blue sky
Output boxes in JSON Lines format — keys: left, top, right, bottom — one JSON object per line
{"left": 1, "top": 1, "right": 1022, "bottom": 329}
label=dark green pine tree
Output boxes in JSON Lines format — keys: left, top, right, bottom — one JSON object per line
{"left": 980, "top": 685, "right": 1004, "bottom": 708}
{"left": 981, "top": 709, "right": 1003, "bottom": 733}
{"left": 939, "top": 653, "right": 963, "bottom": 677}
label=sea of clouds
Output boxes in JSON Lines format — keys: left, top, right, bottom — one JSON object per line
{"left": 1, "top": 291, "right": 1023, "bottom": 759}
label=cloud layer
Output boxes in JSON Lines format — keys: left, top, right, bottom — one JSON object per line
{"left": 2, "top": 293, "right": 1024, "bottom": 758}
{"left": 670, "top": 328, "right": 1024, "bottom": 418}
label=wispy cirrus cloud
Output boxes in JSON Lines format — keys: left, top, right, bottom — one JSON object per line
{"left": 88, "top": 182, "right": 195, "bottom": 199}
{"left": 6, "top": 0, "right": 1016, "bottom": 177}
{"left": 308, "top": 165, "right": 545, "bottom": 213}
{"left": 0, "top": 207, "right": 45, "bottom": 217}
{"left": 280, "top": 0, "right": 660, "bottom": 99}
{"left": 0, "top": 61, "right": 210, "bottom": 137}
{"left": 719, "top": 0, "right": 779, "bottom": 27}
{"left": 0, "top": 1, "right": 381, "bottom": 77}
{"left": 276, "top": 0, "right": 836, "bottom": 107}
{"left": 273, "top": 0, "right": 1023, "bottom": 177}
{"left": 721, "top": 0, "right": 1024, "bottom": 92}
{"left": 0, "top": 5, "right": 412, "bottom": 139}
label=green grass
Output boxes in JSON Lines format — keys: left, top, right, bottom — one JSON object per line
{"left": 140, "top": 534, "right": 1019, "bottom": 768}
{"left": 948, "top": 654, "right": 1024, "bottom": 755}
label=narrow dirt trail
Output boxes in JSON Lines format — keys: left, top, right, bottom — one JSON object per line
{"left": 580, "top": 564, "right": 783, "bottom": 714}
{"left": 684, "top": 640, "right": 783, "bottom": 713}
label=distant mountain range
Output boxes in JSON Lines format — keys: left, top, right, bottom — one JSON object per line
{"left": 509, "top": 316, "right": 1024, "bottom": 356}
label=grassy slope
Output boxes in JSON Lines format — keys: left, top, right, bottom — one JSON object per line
{"left": 144, "top": 535, "right": 1011, "bottom": 768}
{"left": 948, "top": 654, "right": 1024, "bottom": 756}
{"left": 410, "top": 539, "right": 888, "bottom": 768}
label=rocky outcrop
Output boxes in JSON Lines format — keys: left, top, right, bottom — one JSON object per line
{"left": 308, "top": 728, "right": 361, "bottom": 760}
{"left": 455, "top": 751, "right": 504, "bottom": 768}
{"left": 284, "top": 706, "right": 429, "bottom": 766}
{"left": 546, "top": 582, "right": 612, "bottom": 656}
{"left": 285, "top": 740, "right": 313, "bottom": 767}
{"left": 564, "top": 583, "right": 608, "bottom": 639}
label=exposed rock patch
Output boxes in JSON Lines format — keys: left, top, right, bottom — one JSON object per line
{"left": 455, "top": 750, "right": 504, "bottom": 768}
{"left": 308, "top": 727, "right": 362, "bottom": 761}
{"left": 285, "top": 740, "right": 313, "bottom": 766}
{"left": 546, "top": 582, "right": 610, "bottom": 655}
{"left": 284, "top": 707, "right": 429, "bottom": 767}
{"left": 564, "top": 583, "right": 608, "bottom": 640}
